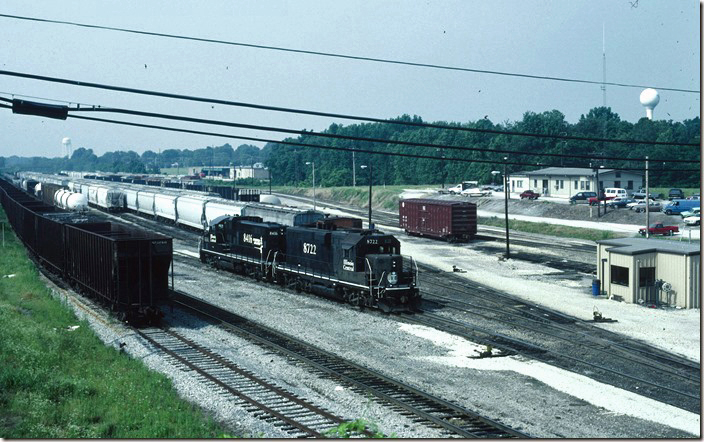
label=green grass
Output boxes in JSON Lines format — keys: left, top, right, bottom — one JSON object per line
{"left": 0, "top": 214, "right": 233, "bottom": 438}
{"left": 478, "top": 216, "right": 627, "bottom": 242}
{"left": 647, "top": 187, "right": 700, "bottom": 198}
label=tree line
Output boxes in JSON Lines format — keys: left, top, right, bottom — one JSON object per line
{"left": 1, "top": 107, "right": 699, "bottom": 188}
{"left": 264, "top": 108, "right": 700, "bottom": 188}
{"left": 1, "top": 143, "right": 266, "bottom": 175}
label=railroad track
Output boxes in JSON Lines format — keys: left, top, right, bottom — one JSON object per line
{"left": 135, "top": 327, "right": 360, "bottom": 438}
{"left": 273, "top": 192, "right": 597, "bottom": 256}
{"left": 415, "top": 267, "right": 701, "bottom": 414}
{"left": 169, "top": 290, "right": 528, "bottom": 438}
{"left": 108, "top": 205, "right": 699, "bottom": 412}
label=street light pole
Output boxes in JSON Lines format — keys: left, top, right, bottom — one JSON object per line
{"left": 503, "top": 157, "right": 510, "bottom": 258}
{"left": 361, "top": 164, "right": 373, "bottom": 229}
{"left": 306, "top": 161, "right": 316, "bottom": 211}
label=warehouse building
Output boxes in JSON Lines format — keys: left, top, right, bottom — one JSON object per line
{"left": 595, "top": 238, "right": 700, "bottom": 309}
{"left": 509, "top": 167, "right": 645, "bottom": 198}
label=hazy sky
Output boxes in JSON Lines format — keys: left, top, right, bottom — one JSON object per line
{"left": 0, "top": 1, "right": 700, "bottom": 158}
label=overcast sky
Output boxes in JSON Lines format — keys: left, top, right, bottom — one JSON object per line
{"left": 0, "top": 0, "right": 699, "bottom": 158}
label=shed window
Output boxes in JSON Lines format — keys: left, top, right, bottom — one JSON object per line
{"left": 611, "top": 265, "right": 629, "bottom": 286}
{"left": 627, "top": 180, "right": 634, "bottom": 190}
{"left": 639, "top": 267, "right": 655, "bottom": 287}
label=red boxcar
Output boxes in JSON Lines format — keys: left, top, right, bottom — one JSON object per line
{"left": 399, "top": 199, "right": 477, "bottom": 242}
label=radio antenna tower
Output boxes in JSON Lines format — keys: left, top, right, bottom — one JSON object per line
{"left": 601, "top": 23, "right": 606, "bottom": 107}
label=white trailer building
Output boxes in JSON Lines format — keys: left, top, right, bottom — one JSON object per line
{"left": 509, "top": 167, "right": 645, "bottom": 198}
{"left": 596, "top": 237, "right": 700, "bottom": 309}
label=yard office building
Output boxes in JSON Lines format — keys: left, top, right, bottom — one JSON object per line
{"left": 509, "top": 167, "right": 644, "bottom": 198}
{"left": 596, "top": 237, "right": 700, "bottom": 309}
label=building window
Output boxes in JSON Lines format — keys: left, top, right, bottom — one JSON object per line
{"left": 574, "top": 180, "right": 578, "bottom": 189}
{"left": 627, "top": 180, "right": 633, "bottom": 190}
{"left": 534, "top": 179, "right": 538, "bottom": 188}
{"left": 615, "top": 172, "right": 621, "bottom": 178}
{"left": 580, "top": 181, "right": 585, "bottom": 190}
{"left": 611, "top": 265, "right": 629, "bottom": 286}
{"left": 560, "top": 180, "right": 564, "bottom": 189}
{"left": 639, "top": 267, "right": 655, "bottom": 287}
{"left": 614, "top": 180, "right": 621, "bottom": 188}
{"left": 585, "top": 181, "right": 590, "bottom": 190}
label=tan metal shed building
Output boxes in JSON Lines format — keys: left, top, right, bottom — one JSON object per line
{"left": 596, "top": 238, "right": 700, "bottom": 308}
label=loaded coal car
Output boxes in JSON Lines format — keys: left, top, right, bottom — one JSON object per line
{"left": 399, "top": 198, "right": 477, "bottom": 242}
{"left": 277, "top": 227, "right": 420, "bottom": 312}
{"left": 63, "top": 222, "right": 172, "bottom": 323}
{"left": 200, "top": 215, "right": 286, "bottom": 279}
{"left": 0, "top": 178, "right": 172, "bottom": 325}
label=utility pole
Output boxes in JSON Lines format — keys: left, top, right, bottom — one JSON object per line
{"left": 306, "top": 162, "right": 316, "bottom": 211}
{"left": 645, "top": 156, "right": 650, "bottom": 239}
{"left": 503, "top": 157, "right": 510, "bottom": 258}
{"left": 595, "top": 166, "right": 601, "bottom": 218}
{"left": 352, "top": 150, "right": 356, "bottom": 187}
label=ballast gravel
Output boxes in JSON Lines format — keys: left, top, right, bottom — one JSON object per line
{"left": 45, "top": 215, "right": 699, "bottom": 438}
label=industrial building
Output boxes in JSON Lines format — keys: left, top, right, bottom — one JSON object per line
{"left": 189, "top": 164, "right": 269, "bottom": 181}
{"left": 509, "top": 167, "right": 645, "bottom": 198}
{"left": 595, "top": 238, "right": 700, "bottom": 309}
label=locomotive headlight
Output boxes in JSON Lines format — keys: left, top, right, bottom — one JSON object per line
{"left": 388, "top": 271, "right": 398, "bottom": 285}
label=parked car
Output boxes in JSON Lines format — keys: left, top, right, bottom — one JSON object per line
{"left": 680, "top": 207, "right": 700, "bottom": 218}
{"left": 606, "top": 197, "right": 636, "bottom": 209}
{"left": 604, "top": 188, "right": 628, "bottom": 199}
{"left": 683, "top": 214, "right": 700, "bottom": 226}
{"left": 668, "top": 188, "right": 685, "bottom": 200}
{"left": 461, "top": 187, "right": 492, "bottom": 197}
{"left": 628, "top": 200, "right": 662, "bottom": 213}
{"left": 639, "top": 223, "right": 679, "bottom": 236}
{"left": 569, "top": 191, "right": 597, "bottom": 204}
{"left": 631, "top": 188, "right": 660, "bottom": 200}
{"left": 447, "top": 184, "right": 463, "bottom": 194}
{"left": 687, "top": 193, "right": 700, "bottom": 200}
{"left": 663, "top": 199, "right": 700, "bottom": 216}
{"left": 519, "top": 190, "right": 540, "bottom": 200}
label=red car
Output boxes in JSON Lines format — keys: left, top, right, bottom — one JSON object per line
{"left": 520, "top": 190, "right": 540, "bottom": 200}
{"left": 638, "top": 223, "right": 679, "bottom": 236}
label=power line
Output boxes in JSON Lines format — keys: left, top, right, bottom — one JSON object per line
{"left": 67, "top": 114, "right": 695, "bottom": 172}
{"left": 0, "top": 13, "right": 698, "bottom": 94}
{"left": 0, "top": 102, "right": 695, "bottom": 171}
{"left": 70, "top": 104, "right": 699, "bottom": 163}
{"left": 1, "top": 72, "right": 698, "bottom": 148}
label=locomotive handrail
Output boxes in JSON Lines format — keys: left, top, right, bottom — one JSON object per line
{"left": 364, "top": 257, "right": 373, "bottom": 300}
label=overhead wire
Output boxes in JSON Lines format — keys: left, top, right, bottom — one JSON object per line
{"left": 0, "top": 13, "right": 698, "bottom": 94}
{"left": 0, "top": 71, "right": 699, "bottom": 148}
{"left": 67, "top": 114, "right": 693, "bottom": 172}
{"left": 69, "top": 105, "right": 700, "bottom": 164}
{"left": 0, "top": 102, "right": 696, "bottom": 172}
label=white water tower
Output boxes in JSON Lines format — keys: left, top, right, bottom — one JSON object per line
{"left": 639, "top": 88, "right": 660, "bottom": 120}
{"left": 62, "top": 137, "right": 72, "bottom": 158}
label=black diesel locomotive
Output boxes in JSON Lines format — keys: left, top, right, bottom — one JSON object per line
{"left": 200, "top": 216, "right": 420, "bottom": 312}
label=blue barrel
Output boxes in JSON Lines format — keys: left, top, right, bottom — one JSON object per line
{"left": 592, "top": 279, "right": 601, "bottom": 296}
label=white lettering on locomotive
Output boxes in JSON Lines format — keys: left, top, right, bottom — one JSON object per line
{"left": 343, "top": 259, "right": 355, "bottom": 271}
{"left": 303, "top": 242, "right": 317, "bottom": 255}
{"left": 243, "top": 233, "right": 262, "bottom": 247}
{"left": 367, "top": 239, "right": 378, "bottom": 244}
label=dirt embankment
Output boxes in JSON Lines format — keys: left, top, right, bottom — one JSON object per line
{"left": 285, "top": 187, "right": 680, "bottom": 226}
{"left": 469, "top": 196, "right": 676, "bottom": 225}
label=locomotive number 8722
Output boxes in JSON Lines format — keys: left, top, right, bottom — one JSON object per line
{"left": 199, "top": 215, "right": 421, "bottom": 312}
